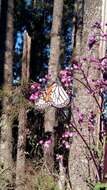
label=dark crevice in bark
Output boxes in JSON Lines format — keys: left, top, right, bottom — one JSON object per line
{"left": 0, "top": 0, "right": 8, "bottom": 86}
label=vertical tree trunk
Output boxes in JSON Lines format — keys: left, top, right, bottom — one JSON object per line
{"left": 69, "top": 0, "right": 102, "bottom": 189}
{"left": 44, "top": 0, "right": 63, "bottom": 173}
{"left": 0, "top": 0, "right": 14, "bottom": 188}
{"left": 15, "top": 31, "right": 31, "bottom": 190}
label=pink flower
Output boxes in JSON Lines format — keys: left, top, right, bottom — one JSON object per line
{"left": 73, "top": 64, "right": 81, "bottom": 70}
{"left": 64, "top": 82, "right": 69, "bottom": 87}
{"left": 29, "top": 94, "right": 36, "bottom": 101}
{"left": 39, "top": 140, "right": 43, "bottom": 145}
{"left": 62, "top": 131, "right": 73, "bottom": 138}
{"left": 56, "top": 154, "right": 63, "bottom": 161}
{"left": 72, "top": 59, "right": 82, "bottom": 70}
{"left": 64, "top": 142, "right": 70, "bottom": 149}
{"left": 69, "top": 132, "right": 73, "bottom": 137}
{"left": 67, "top": 77, "right": 72, "bottom": 82}
{"left": 43, "top": 139, "right": 52, "bottom": 152}
{"left": 61, "top": 78, "right": 66, "bottom": 83}
{"left": 62, "top": 132, "right": 69, "bottom": 138}
{"left": 31, "top": 82, "right": 40, "bottom": 89}
{"left": 29, "top": 92, "right": 40, "bottom": 101}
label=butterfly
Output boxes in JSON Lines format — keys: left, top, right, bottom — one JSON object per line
{"left": 35, "top": 81, "right": 70, "bottom": 109}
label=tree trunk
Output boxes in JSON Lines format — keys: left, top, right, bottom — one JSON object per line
{"left": 44, "top": 0, "right": 63, "bottom": 173}
{"left": 15, "top": 31, "right": 31, "bottom": 190}
{"left": 69, "top": 0, "right": 102, "bottom": 189}
{"left": 0, "top": 0, "right": 14, "bottom": 188}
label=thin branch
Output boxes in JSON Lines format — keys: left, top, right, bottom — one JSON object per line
{"left": 70, "top": 121, "right": 100, "bottom": 181}
{"left": 61, "top": 110, "right": 100, "bottom": 181}
{"left": 81, "top": 69, "right": 102, "bottom": 111}
{"left": 74, "top": 73, "right": 102, "bottom": 112}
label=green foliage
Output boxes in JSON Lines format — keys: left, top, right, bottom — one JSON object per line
{"left": 94, "top": 183, "right": 107, "bottom": 190}
{"left": 0, "top": 86, "right": 35, "bottom": 123}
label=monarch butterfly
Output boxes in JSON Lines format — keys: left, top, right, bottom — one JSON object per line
{"left": 35, "top": 82, "right": 70, "bottom": 109}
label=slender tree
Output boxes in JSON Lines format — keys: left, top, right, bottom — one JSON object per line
{"left": 15, "top": 31, "right": 31, "bottom": 190}
{"left": 0, "top": 0, "right": 14, "bottom": 188}
{"left": 44, "top": 0, "right": 63, "bottom": 173}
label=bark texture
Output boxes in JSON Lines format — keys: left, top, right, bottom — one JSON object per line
{"left": 0, "top": 0, "right": 14, "bottom": 188}
{"left": 15, "top": 32, "right": 31, "bottom": 190}
{"left": 44, "top": 0, "right": 64, "bottom": 173}
{"left": 69, "top": 0, "right": 102, "bottom": 189}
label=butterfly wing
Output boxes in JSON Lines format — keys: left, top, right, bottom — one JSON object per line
{"left": 50, "top": 83, "right": 70, "bottom": 108}
{"left": 35, "top": 94, "right": 51, "bottom": 110}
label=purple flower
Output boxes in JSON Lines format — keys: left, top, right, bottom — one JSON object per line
{"left": 29, "top": 94, "right": 36, "bottom": 101}
{"left": 29, "top": 92, "right": 40, "bottom": 101}
{"left": 31, "top": 82, "right": 40, "bottom": 90}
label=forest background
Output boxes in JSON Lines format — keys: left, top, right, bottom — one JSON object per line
{"left": 0, "top": 0, "right": 107, "bottom": 190}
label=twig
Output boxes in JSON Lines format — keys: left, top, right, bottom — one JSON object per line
{"left": 61, "top": 110, "right": 100, "bottom": 181}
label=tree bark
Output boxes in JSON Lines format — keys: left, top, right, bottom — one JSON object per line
{"left": 44, "top": 0, "right": 63, "bottom": 172}
{"left": 69, "top": 0, "right": 102, "bottom": 189}
{"left": 0, "top": 0, "right": 14, "bottom": 188}
{"left": 15, "top": 31, "right": 31, "bottom": 190}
